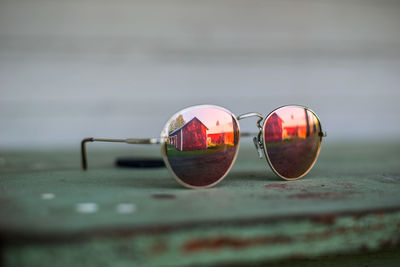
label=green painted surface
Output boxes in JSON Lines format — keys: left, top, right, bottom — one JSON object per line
{"left": 0, "top": 141, "right": 400, "bottom": 266}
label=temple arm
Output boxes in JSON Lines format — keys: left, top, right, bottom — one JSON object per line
{"left": 81, "top": 137, "right": 161, "bottom": 170}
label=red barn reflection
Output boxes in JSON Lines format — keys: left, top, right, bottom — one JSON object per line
{"left": 284, "top": 125, "right": 307, "bottom": 138}
{"left": 265, "top": 113, "right": 284, "bottom": 142}
{"left": 207, "top": 132, "right": 235, "bottom": 145}
{"left": 169, "top": 117, "right": 208, "bottom": 151}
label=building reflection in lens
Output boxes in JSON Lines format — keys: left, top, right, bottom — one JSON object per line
{"left": 164, "top": 106, "right": 239, "bottom": 187}
{"left": 264, "top": 106, "right": 321, "bottom": 179}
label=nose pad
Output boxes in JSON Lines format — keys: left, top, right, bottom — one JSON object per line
{"left": 253, "top": 137, "right": 263, "bottom": 159}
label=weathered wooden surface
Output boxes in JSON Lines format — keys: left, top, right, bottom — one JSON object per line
{"left": 0, "top": 141, "right": 400, "bottom": 266}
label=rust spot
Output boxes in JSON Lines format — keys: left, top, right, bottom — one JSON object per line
{"left": 305, "top": 230, "right": 335, "bottom": 241}
{"left": 304, "top": 221, "right": 393, "bottom": 243}
{"left": 182, "top": 235, "right": 292, "bottom": 253}
{"left": 351, "top": 223, "right": 385, "bottom": 234}
{"left": 360, "top": 244, "right": 369, "bottom": 252}
{"left": 150, "top": 241, "right": 168, "bottom": 254}
{"left": 379, "top": 240, "right": 392, "bottom": 249}
{"left": 182, "top": 221, "right": 395, "bottom": 253}
{"left": 264, "top": 183, "right": 287, "bottom": 189}
{"left": 288, "top": 192, "right": 347, "bottom": 199}
{"left": 312, "top": 214, "right": 336, "bottom": 225}
{"left": 353, "top": 211, "right": 385, "bottom": 221}
{"left": 152, "top": 193, "right": 176, "bottom": 199}
{"left": 377, "top": 211, "right": 385, "bottom": 218}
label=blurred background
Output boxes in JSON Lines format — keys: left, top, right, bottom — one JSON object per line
{"left": 1, "top": 0, "right": 399, "bottom": 149}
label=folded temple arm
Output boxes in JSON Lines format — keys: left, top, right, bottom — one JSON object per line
{"left": 81, "top": 137, "right": 161, "bottom": 170}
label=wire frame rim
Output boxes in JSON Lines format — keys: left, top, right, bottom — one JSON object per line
{"left": 160, "top": 104, "right": 241, "bottom": 189}
{"left": 261, "top": 104, "right": 324, "bottom": 181}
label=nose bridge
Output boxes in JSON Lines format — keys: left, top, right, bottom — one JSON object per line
{"left": 237, "top": 112, "right": 265, "bottom": 158}
{"left": 236, "top": 112, "right": 264, "bottom": 131}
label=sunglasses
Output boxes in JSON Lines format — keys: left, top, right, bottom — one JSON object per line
{"left": 81, "top": 104, "right": 326, "bottom": 188}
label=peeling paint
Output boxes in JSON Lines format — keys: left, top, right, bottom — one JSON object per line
{"left": 264, "top": 183, "right": 287, "bottom": 189}
{"left": 311, "top": 214, "right": 336, "bottom": 225}
{"left": 288, "top": 192, "right": 349, "bottom": 199}
{"left": 182, "top": 235, "right": 293, "bottom": 252}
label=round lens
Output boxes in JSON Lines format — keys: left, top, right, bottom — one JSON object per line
{"left": 263, "top": 106, "right": 322, "bottom": 179}
{"left": 161, "top": 105, "right": 240, "bottom": 188}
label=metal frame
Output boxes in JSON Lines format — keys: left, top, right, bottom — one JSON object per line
{"left": 80, "top": 104, "right": 326, "bottom": 188}
{"left": 260, "top": 104, "right": 326, "bottom": 180}
{"left": 160, "top": 104, "right": 241, "bottom": 189}
{"left": 81, "top": 137, "right": 160, "bottom": 170}
{"left": 236, "top": 112, "right": 265, "bottom": 158}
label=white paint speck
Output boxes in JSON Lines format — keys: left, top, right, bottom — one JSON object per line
{"left": 41, "top": 193, "right": 55, "bottom": 200}
{"left": 76, "top": 203, "right": 98, "bottom": 214}
{"left": 116, "top": 203, "right": 136, "bottom": 214}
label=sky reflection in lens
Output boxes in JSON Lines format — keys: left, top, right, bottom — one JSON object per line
{"left": 264, "top": 106, "right": 322, "bottom": 179}
{"left": 163, "top": 106, "right": 239, "bottom": 188}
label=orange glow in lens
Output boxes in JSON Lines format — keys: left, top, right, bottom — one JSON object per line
{"left": 263, "top": 106, "right": 322, "bottom": 179}
{"left": 162, "top": 106, "right": 240, "bottom": 188}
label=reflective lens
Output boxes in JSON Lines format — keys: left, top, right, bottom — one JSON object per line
{"left": 263, "top": 106, "right": 322, "bottom": 179}
{"left": 161, "top": 105, "right": 240, "bottom": 188}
